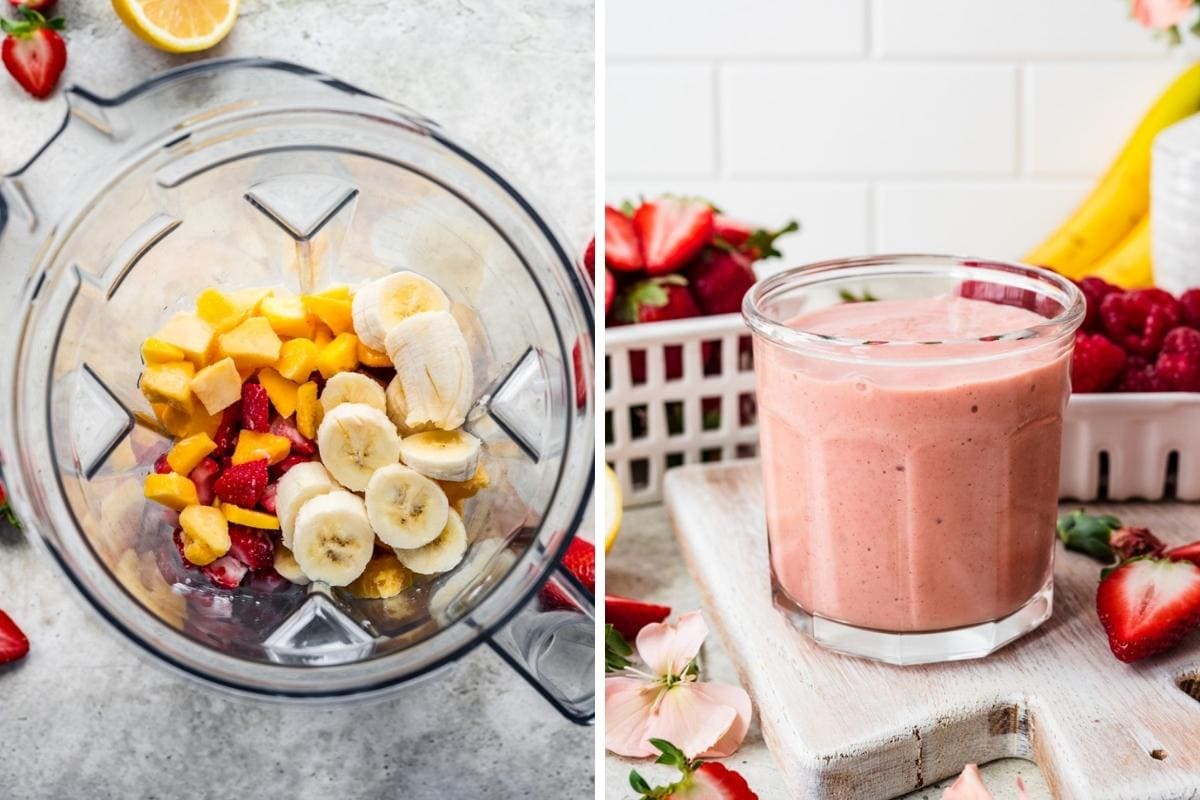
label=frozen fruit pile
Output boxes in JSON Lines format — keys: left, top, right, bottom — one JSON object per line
{"left": 602, "top": 197, "right": 798, "bottom": 328}
{"left": 139, "top": 274, "right": 488, "bottom": 597}
{"left": 1071, "top": 277, "right": 1200, "bottom": 392}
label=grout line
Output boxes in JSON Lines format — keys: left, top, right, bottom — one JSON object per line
{"left": 606, "top": 53, "right": 1186, "bottom": 65}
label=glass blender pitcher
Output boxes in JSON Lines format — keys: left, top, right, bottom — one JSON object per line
{"left": 0, "top": 58, "right": 595, "bottom": 722}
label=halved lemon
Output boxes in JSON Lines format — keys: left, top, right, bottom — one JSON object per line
{"left": 112, "top": 0, "right": 239, "bottom": 53}
{"left": 604, "top": 465, "right": 622, "bottom": 553}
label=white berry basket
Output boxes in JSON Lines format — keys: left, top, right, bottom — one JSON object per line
{"left": 605, "top": 314, "right": 1200, "bottom": 507}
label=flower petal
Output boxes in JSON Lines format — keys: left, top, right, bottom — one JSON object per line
{"left": 942, "top": 764, "right": 993, "bottom": 800}
{"left": 636, "top": 610, "right": 708, "bottom": 676}
{"left": 645, "top": 681, "right": 738, "bottom": 759}
{"left": 603, "top": 676, "right": 662, "bottom": 758}
{"left": 690, "top": 680, "right": 753, "bottom": 757}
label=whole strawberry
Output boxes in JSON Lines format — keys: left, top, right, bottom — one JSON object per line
{"left": 686, "top": 249, "right": 756, "bottom": 316}
{"left": 538, "top": 537, "right": 594, "bottom": 610}
{"left": 616, "top": 275, "right": 701, "bottom": 325}
{"left": 1100, "top": 288, "right": 1181, "bottom": 357}
{"left": 1070, "top": 332, "right": 1125, "bottom": 393}
{"left": 631, "top": 740, "right": 759, "bottom": 800}
{"left": 1155, "top": 326, "right": 1200, "bottom": 391}
{"left": 1, "top": 7, "right": 65, "bottom": 100}
{"left": 713, "top": 216, "right": 799, "bottom": 261}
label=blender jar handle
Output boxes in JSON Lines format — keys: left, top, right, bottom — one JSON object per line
{"left": 487, "top": 560, "right": 595, "bottom": 725}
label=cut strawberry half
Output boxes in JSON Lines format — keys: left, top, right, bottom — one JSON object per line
{"left": 271, "top": 453, "right": 312, "bottom": 479}
{"left": 1, "top": 8, "right": 66, "bottom": 100}
{"left": 606, "top": 205, "right": 643, "bottom": 272}
{"left": 1166, "top": 541, "right": 1200, "bottom": 568}
{"left": 270, "top": 415, "right": 316, "bottom": 455}
{"left": 227, "top": 525, "right": 274, "bottom": 571}
{"left": 247, "top": 568, "right": 290, "bottom": 593}
{"left": 241, "top": 383, "right": 270, "bottom": 432}
{"left": 1096, "top": 556, "right": 1200, "bottom": 662}
{"left": 153, "top": 452, "right": 172, "bottom": 474}
{"left": 0, "top": 608, "right": 30, "bottom": 665}
{"left": 606, "top": 595, "right": 671, "bottom": 641}
{"left": 259, "top": 482, "right": 278, "bottom": 515}
{"left": 538, "top": 537, "right": 595, "bottom": 611}
{"left": 202, "top": 554, "right": 249, "bottom": 589}
{"left": 213, "top": 458, "right": 269, "bottom": 508}
{"left": 631, "top": 740, "right": 758, "bottom": 800}
{"left": 188, "top": 457, "right": 221, "bottom": 506}
{"left": 634, "top": 198, "right": 714, "bottom": 275}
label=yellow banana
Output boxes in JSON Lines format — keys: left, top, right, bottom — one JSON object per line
{"left": 1089, "top": 215, "right": 1152, "bottom": 288}
{"left": 1024, "top": 62, "right": 1200, "bottom": 278}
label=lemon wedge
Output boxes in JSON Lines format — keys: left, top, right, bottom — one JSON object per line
{"left": 112, "top": 0, "right": 239, "bottom": 53}
{"left": 604, "top": 465, "right": 623, "bottom": 553}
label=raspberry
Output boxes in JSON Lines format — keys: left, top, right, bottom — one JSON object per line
{"left": 1116, "top": 355, "right": 1167, "bottom": 392}
{"left": 213, "top": 458, "right": 269, "bottom": 507}
{"left": 1155, "top": 326, "right": 1200, "bottom": 391}
{"left": 241, "top": 383, "right": 270, "bottom": 433}
{"left": 1181, "top": 289, "right": 1200, "bottom": 328}
{"left": 1100, "top": 288, "right": 1181, "bottom": 357}
{"left": 1071, "top": 332, "right": 1126, "bottom": 393}
{"left": 1076, "top": 277, "right": 1120, "bottom": 333}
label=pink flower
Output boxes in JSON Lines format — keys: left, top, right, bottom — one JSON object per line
{"left": 1131, "top": 0, "right": 1194, "bottom": 30}
{"left": 605, "top": 611, "right": 752, "bottom": 759}
{"left": 943, "top": 764, "right": 1031, "bottom": 800}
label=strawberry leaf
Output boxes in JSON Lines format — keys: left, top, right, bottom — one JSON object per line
{"left": 741, "top": 219, "right": 799, "bottom": 260}
{"left": 1057, "top": 509, "right": 1121, "bottom": 562}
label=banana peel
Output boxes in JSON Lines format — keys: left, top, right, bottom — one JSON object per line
{"left": 1025, "top": 62, "right": 1200, "bottom": 278}
{"left": 1089, "top": 216, "right": 1153, "bottom": 288}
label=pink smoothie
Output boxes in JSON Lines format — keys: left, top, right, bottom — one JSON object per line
{"left": 755, "top": 294, "right": 1070, "bottom": 632}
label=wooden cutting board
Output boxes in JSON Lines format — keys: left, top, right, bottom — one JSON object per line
{"left": 663, "top": 462, "right": 1200, "bottom": 800}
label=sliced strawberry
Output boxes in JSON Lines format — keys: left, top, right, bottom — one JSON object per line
{"left": 616, "top": 275, "right": 701, "bottom": 325}
{"left": 247, "top": 568, "right": 290, "bottom": 593}
{"left": 605, "top": 267, "right": 617, "bottom": 315}
{"left": 573, "top": 340, "right": 588, "bottom": 410}
{"left": 188, "top": 457, "right": 221, "bottom": 506}
{"left": 606, "top": 595, "right": 671, "bottom": 641}
{"left": 631, "top": 740, "right": 759, "bottom": 800}
{"left": 1, "top": 8, "right": 66, "bottom": 100}
{"left": 686, "top": 249, "right": 756, "bottom": 316}
{"left": 153, "top": 452, "right": 172, "bottom": 474}
{"left": 7, "top": 0, "right": 55, "bottom": 9}
{"left": 213, "top": 402, "right": 242, "bottom": 452}
{"left": 213, "top": 459, "right": 268, "bottom": 507}
{"left": 1096, "top": 556, "right": 1200, "bottom": 662}
{"left": 1166, "top": 541, "right": 1200, "bottom": 567}
{"left": 606, "top": 205, "right": 643, "bottom": 272}
{"left": 241, "top": 383, "right": 270, "bottom": 432}
{"left": 227, "top": 525, "right": 274, "bottom": 571}
{"left": 172, "top": 528, "right": 200, "bottom": 569}
{"left": 712, "top": 215, "right": 753, "bottom": 249}
{"left": 634, "top": 198, "right": 714, "bottom": 275}
{"left": 538, "top": 537, "right": 595, "bottom": 610}
{"left": 202, "top": 554, "right": 249, "bottom": 590}
{"left": 270, "top": 415, "right": 316, "bottom": 455}
{"left": 271, "top": 453, "right": 312, "bottom": 478}
{"left": 0, "top": 609, "right": 29, "bottom": 665}
{"left": 583, "top": 236, "right": 596, "bottom": 279}
{"left": 259, "top": 482, "right": 278, "bottom": 515}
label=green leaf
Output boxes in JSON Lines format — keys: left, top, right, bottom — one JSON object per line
{"left": 650, "top": 738, "right": 690, "bottom": 770}
{"left": 838, "top": 288, "right": 878, "bottom": 303}
{"left": 629, "top": 770, "right": 652, "bottom": 794}
{"left": 605, "top": 624, "right": 634, "bottom": 673}
{"left": 742, "top": 219, "right": 800, "bottom": 260}
{"left": 1056, "top": 509, "right": 1121, "bottom": 562}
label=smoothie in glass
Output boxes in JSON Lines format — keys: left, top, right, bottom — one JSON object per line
{"left": 744, "top": 257, "right": 1084, "bottom": 664}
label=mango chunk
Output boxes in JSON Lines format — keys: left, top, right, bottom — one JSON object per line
{"left": 166, "top": 433, "right": 217, "bottom": 475}
{"left": 183, "top": 407, "right": 223, "bottom": 440}
{"left": 216, "top": 317, "right": 282, "bottom": 370}
{"left": 195, "top": 288, "right": 248, "bottom": 333}
{"left": 260, "top": 295, "right": 315, "bottom": 338}
{"left": 312, "top": 324, "right": 333, "bottom": 350}
{"left": 315, "top": 332, "right": 358, "bottom": 379}
{"left": 275, "top": 338, "right": 319, "bottom": 383}
{"left": 257, "top": 367, "right": 299, "bottom": 417}
{"left": 221, "top": 503, "right": 280, "bottom": 530}
{"left": 190, "top": 356, "right": 242, "bottom": 415}
{"left": 144, "top": 472, "right": 199, "bottom": 511}
{"left": 295, "top": 381, "right": 322, "bottom": 439}
{"left": 317, "top": 284, "right": 352, "bottom": 301}
{"left": 437, "top": 464, "right": 490, "bottom": 506}
{"left": 231, "top": 430, "right": 291, "bottom": 465}
{"left": 347, "top": 554, "right": 414, "bottom": 599}
{"left": 303, "top": 293, "right": 353, "bottom": 335}
{"left": 356, "top": 340, "right": 392, "bottom": 368}
{"left": 152, "top": 403, "right": 191, "bottom": 438}
{"left": 141, "top": 361, "right": 195, "bottom": 412}
{"left": 227, "top": 286, "right": 274, "bottom": 315}
{"left": 141, "top": 337, "right": 185, "bottom": 365}
{"left": 179, "top": 504, "right": 230, "bottom": 566}
{"left": 153, "top": 312, "right": 214, "bottom": 367}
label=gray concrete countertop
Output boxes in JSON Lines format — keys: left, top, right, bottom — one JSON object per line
{"left": 605, "top": 505, "right": 1049, "bottom": 800}
{"left": 0, "top": 1, "right": 594, "bottom": 798}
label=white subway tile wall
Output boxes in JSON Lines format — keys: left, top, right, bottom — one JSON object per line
{"left": 606, "top": 0, "right": 1197, "bottom": 269}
